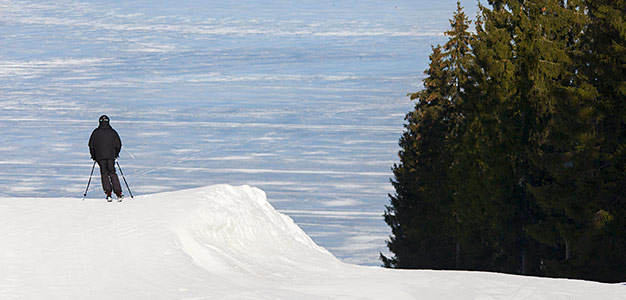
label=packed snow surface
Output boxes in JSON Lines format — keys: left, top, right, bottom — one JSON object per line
{"left": 1, "top": 184, "right": 623, "bottom": 299}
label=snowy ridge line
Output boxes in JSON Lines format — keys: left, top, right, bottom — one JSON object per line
{"left": 0, "top": 184, "right": 335, "bottom": 299}
{"left": 0, "top": 117, "right": 401, "bottom": 132}
{"left": 164, "top": 185, "right": 340, "bottom": 278}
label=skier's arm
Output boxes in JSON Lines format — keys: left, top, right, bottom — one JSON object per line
{"left": 88, "top": 131, "right": 96, "bottom": 160}
{"left": 114, "top": 131, "right": 122, "bottom": 158}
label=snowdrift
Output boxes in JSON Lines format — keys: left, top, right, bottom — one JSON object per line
{"left": 0, "top": 184, "right": 623, "bottom": 299}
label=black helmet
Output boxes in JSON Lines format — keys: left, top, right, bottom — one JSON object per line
{"left": 99, "top": 115, "right": 110, "bottom": 123}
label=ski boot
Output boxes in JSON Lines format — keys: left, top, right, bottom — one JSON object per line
{"left": 116, "top": 192, "right": 124, "bottom": 202}
{"left": 106, "top": 192, "right": 113, "bottom": 202}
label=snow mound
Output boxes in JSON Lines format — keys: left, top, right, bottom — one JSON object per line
{"left": 164, "top": 185, "right": 339, "bottom": 277}
{"left": 0, "top": 184, "right": 624, "bottom": 299}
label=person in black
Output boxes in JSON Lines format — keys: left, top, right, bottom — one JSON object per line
{"left": 89, "top": 115, "right": 124, "bottom": 201}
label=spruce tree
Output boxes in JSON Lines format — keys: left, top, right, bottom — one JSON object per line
{"left": 382, "top": 2, "right": 474, "bottom": 269}
{"left": 382, "top": 46, "right": 456, "bottom": 268}
{"left": 450, "top": 1, "right": 525, "bottom": 273}
{"left": 451, "top": 0, "right": 585, "bottom": 274}
{"left": 384, "top": 0, "right": 625, "bottom": 281}
{"left": 528, "top": 0, "right": 626, "bottom": 282}
{"left": 582, "top": 0, "right": 626, "bottom": 282}
{"left": 444, "top": 2, "right": 473, "bottom": 104}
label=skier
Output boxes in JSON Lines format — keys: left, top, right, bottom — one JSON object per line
{"left": 88, "top": 115, "right": 124, "bottom": 202}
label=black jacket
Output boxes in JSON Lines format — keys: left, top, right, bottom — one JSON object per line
{"left": 89, "top": 121, "right": 122, "bottom": 161}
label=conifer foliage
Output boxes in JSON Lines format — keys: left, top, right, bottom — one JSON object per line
{"left": 383, "top": 0, "right": 626, "bottom": 283}
{"left": 382, "top": 3, "right": 472, "bottom": 269}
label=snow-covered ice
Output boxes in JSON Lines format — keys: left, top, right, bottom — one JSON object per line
{"left": 1, "top": 184, "right": 623, "bottom": 299}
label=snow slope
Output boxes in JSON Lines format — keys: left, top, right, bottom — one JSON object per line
{"left": 1, "top": 184, "right": 623, "bottom": 299}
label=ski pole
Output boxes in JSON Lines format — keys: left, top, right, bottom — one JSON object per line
{"left": 116, "top": 161, "right": 134, "bottom": 198}
{"left": 82, "top": 161, "right": 96, "bottom": 201}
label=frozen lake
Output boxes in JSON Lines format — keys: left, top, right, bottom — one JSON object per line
{"left": 1, "top": 0, "right": 477, "bottom": 265}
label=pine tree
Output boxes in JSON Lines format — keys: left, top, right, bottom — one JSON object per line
{"left": 384, "top": 0, "right": 625, "bottom": 281}
{"left": 450, "top": 0, "right": 526, "bottom": 273}
{"left": 582, "top": 0, "right": 626, "bottom": 282}
{"left": 382, "top": 45, "right": 457, "bottom": 268}
{"left": 528, "top": 0, "right": 626, "bottom": 282}
{"left": 514, "top": 0, "right": 591, "bottom": 277}
{"left": 443, "top": 2, "right": 476, "bottom": 269}
{"left": 444, "top": 2, "right": 474, "bottom": 104}
{"left": 450, "top": 0, "right": 587, "bottom": 274}
{"left": 382, "top": 2, "right": 475, "bottom": 269}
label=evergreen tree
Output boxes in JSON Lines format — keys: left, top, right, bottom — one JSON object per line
{"left": 443, "top": 2, "right": 475, "bottom": 268}
{"left": 382, "top": 2, "right": 474, "bottom": 269}
{"left": 444, "top": 2, "right": 474, "bottom": 104}
{"left": 382, "top": 46, "right": 457, "bottom": 268}
{"left": 528, "top": 0, "right": 626, "bottom": 282}
{"left": 582, "top": 0, "right": 626, "bottom": 282}
{"left": 384, "top": 0, "right": 626, "bottom": 282}
{"left": 451, "top": 0, "right": 526, "bottom": 273}
{"left": 515, "top": 0, "right": 591, "bottom": 276}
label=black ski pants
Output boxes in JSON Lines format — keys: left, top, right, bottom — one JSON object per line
{"left": 97, "top": 159, "right": 122, "bottom": 196}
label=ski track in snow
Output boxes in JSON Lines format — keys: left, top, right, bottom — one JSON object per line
{"left": 1, "top": 0, "right": 477, "bottom": 265}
